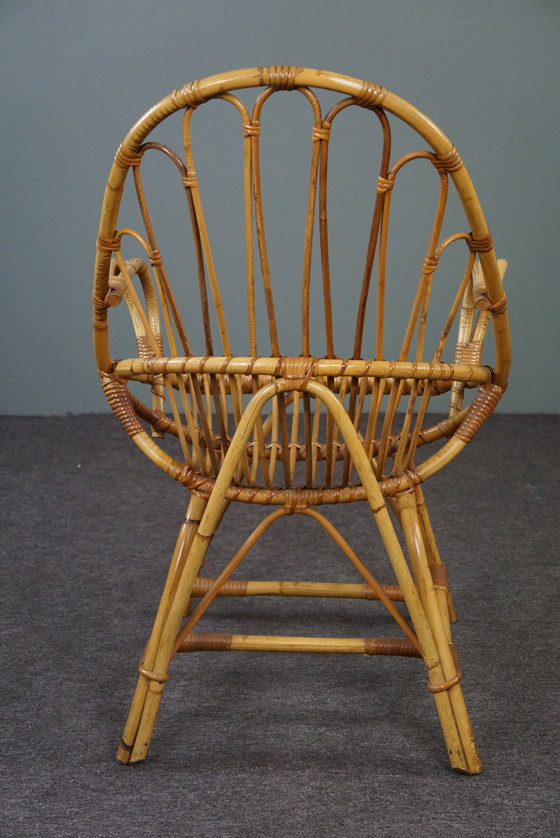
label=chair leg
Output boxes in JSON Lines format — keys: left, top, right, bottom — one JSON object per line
{"left": 294, "top": 380, "right": 480, "bottom": 772}
{"left": 414, "top": 485, "right": 457, "bottom": 628}
{"left": 117, "top": 493, "right": 213, "bottom": 764}
{"left": 364, "top": 495, "right": 475, "bottom": 772}
{"left": 116, "top": 386, "right": 285, "bottom": 763}
{"left": 397, "top": 491, "right": 482, "bottom": 774}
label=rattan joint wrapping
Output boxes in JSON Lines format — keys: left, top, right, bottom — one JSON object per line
{"left": 115, "top": 146, "right": 143, "bottom": 168}
{"left": 363, "top": 638, "right": 421, "bottom": 657}
{"left": 433, "top": 146, "right": 463, "bottom": 173}
{"left": 455, "top": 383, "right": 502, "bottom": 443}
{"left": 171, "top": 79, "right": 207, "bottom": 109}
{"left": 242, "top": 121, "right": 261, "bottom": 138}
{"left": 312, "top": 124, "right": 331, "bottom": 142}
{"left": 488, "top": 295, "right": 507, "bottom": 316}
{"left": 427, "top": 673, "right": 462, "bottom": 693}
{"left": 429, "top": 563, "right": 449, "bottom": 591}
{"left": 261, "top": 65, "right": 301, "bottom": 89}
{"left": 181, "top": 632, "right": 233, "bottom": 652}
{"left": 137, "top": 664, "right": 170, "bottom": 684}
{"left": 96, "top": 234, "right": 121, "bottom": 253}
{"left": 377, "top": 175, "right": 394, "bottom": 193}
{"left": 468, "top": 233, "right": 494, "bottom": 253}
{"left": 354, "top": 79, "right": 387, "bottom": 108}
{"left": 455, "top": 340, "right": 483, "bottom": 366}
{"left": 99, "top": 372, "right": 144, "bottom": 438}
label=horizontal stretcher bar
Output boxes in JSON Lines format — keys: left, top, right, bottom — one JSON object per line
{"left": 113, "top": 355, "right": 492, "bottom": 385}
{"left": 191, "top": 577, "right": 405, "bottom": 601}
{"left": 177, "top": 632, "right": 421, "bottom": 656}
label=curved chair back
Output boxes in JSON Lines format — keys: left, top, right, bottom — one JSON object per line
{"left": 93, "top": 66, "right": 509, "bottom": 502}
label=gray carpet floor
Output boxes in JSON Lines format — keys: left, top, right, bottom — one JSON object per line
{"left": 1, "top": 414, "right": 558, "bottom": 837}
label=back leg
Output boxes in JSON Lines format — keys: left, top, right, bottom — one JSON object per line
{"left": 415, "top": 485, "right": 457, "bottom": 630}
{"left": 117, "top": 493, "right": 210, "bottom": 764}
{"left": 298, "top": 378, "right": 480, "bottom": 772}
{"left": 397, "top": 491, "right": 482, "bottom": 774}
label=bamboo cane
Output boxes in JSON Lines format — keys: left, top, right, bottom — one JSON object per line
{"left": 191, "top": 577, "right": 404, "bottom": 600}
{"left": 179, "top": 633, "right": 421, "bottom": 656}
{"left": 397, "top": 492, "right": 482, "bottom": 773}
{"left": 117, "top": 494, "right": 207, "bottom": 763}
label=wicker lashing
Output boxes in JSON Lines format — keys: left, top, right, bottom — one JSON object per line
{"left": 93, "top": 67, "right": 510, "bottom": 772}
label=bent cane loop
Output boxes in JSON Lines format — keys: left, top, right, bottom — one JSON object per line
{"left": 173, "top": 507, "right": 289, "bottom": 653}
{"left": 303, "top": 507, "right": 420, "bottom": 652}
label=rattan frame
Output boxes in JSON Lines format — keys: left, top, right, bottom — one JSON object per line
{"left": 93, "top": 66, "right": 510, "bottom": 772}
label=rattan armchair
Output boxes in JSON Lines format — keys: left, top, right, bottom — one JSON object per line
{"left": 92, "top": 66, "right": 510, "bottom": 772}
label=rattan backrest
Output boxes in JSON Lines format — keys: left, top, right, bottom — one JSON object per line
{"left": 93, "top": 67, "right": 509, "bottom": 499}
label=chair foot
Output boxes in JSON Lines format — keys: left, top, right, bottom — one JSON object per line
{"left": 117, "top": 674, "right": 168, "bottom": 763}
{"left": 116, "top": 738, "right": 136, "bottom": 765}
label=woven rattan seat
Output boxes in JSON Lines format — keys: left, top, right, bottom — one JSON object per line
{"left": 93, "top": 66, "right": 510, "bottom": 771}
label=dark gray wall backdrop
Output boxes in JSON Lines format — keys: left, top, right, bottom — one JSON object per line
{"left": 1, "top": 0, "right": 558, "bottom": 414}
